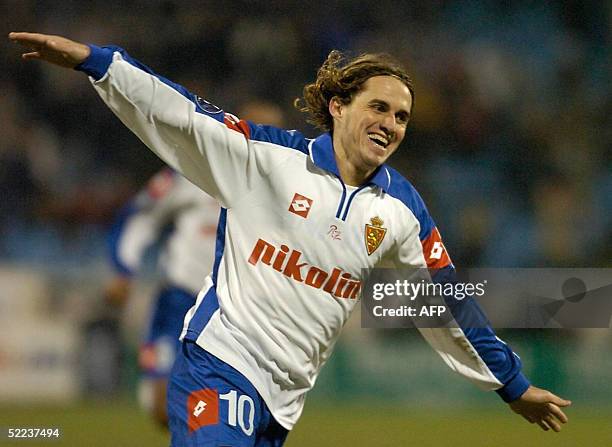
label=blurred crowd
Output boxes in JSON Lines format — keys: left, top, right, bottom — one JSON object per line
{"left": 1, "top": 0, "right": 610, "bottom": 268}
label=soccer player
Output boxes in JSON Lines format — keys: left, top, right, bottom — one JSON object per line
{"left": 10, "top": 32, "right": 571, "bottom": 446}
{"left": 105, "top": 168, "right": 220, "bottom": 427}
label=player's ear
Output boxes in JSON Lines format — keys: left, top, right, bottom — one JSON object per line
{"left": 329, "top": 96, "right": 344, "bottom": 119}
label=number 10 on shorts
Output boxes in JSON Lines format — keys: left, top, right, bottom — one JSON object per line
{"left": 220, "top": 390, "right": 255, "bottom": 436}
{"left": 188, "top": 389, "right": 255, "bottom": 436}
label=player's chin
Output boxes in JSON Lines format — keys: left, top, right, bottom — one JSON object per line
{"left": 366, "top": 146, "right": 394, "bottom": 166}
{"left": 363, "top": 157, "right": 387, "bottom": 173}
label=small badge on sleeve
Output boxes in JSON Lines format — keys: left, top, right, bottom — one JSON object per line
{"left": 421, "top": 227, "right": 452, "bottom": 269}
{"left": 196, "top": 96, "right": 223, "bottom": 115}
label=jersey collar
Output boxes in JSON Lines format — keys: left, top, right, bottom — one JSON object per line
{"left": 309, "top": 133, "right": 391, "bottom": 192}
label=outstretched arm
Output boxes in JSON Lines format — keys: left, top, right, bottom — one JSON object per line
{"left": 9, "top": 31, "right": 292, "bottom": 210}
{"left": 509, "top": 385, "right": 571, "bottom": 432}
{"left": 393, "top": 185, "right": 572, "bottom": 432}
{"left": 9, "top": 32, "right": 90, "bottom": 67}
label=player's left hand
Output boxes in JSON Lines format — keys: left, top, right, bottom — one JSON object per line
{"left": 509, "top": 385, "right": 571, "bottom": 432}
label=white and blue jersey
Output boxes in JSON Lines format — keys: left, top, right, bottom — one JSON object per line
{"left": 78, "top": 45, "right": 529, "bottom": 430}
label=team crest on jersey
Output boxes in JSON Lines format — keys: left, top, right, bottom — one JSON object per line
{"left": 288, "top": 193, "right": 313, "bottom": 218}
{"left": 365, "top": 216, "right": 387, "bottom": 255}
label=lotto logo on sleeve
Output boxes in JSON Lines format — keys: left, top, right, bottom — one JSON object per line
{"left": 187, "top": 389, "right": 219, "bottom": 433}
{"left": 421, "top": 227, "right": 452, "bottom": 269}
{"left": 288, "top": 193, "right": 313, "bottom": 218}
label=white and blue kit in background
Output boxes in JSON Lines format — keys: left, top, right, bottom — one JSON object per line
{"left": 78, "top": 44, "right": 530, "bottom": 444}
{"left": 109, "top": 169, "right": 219, "bottom": 377}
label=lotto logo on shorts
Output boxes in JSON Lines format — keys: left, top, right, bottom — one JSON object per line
{"left": 289, "top": 193, "right": 313, "bottom": 218}
{"left": 187, "top": 389, "right": 219, "bottom": 433}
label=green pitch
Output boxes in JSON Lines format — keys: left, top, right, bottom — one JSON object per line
{"left": 0, "top": 400, "right": 610, "bottom": 446}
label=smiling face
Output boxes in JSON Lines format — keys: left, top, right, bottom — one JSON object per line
{"left": 330, "top": 75, "right": 413, "bottom": 185}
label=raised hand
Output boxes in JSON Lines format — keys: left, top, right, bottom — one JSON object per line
{"left": 509, "top": 385, "right": 571, "bottom": 432}
{"left": 8, "top": 32, "right": 90, "bottom": 68}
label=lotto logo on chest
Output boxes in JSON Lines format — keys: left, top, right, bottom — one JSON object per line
{"left": 288, "top": 193, "right": 313, "bottom": 218}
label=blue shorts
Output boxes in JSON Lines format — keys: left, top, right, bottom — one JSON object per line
{"left": 140, "top": 286, "right": 196, "bottom": 378}
{"left": 168, "top": 341, "right": 288, "bottom": 447}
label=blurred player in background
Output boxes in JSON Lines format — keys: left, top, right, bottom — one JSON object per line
{"left": 105, "top": 169, "right": 219, "bottom": 427}
{"left": 10, "top": 32, "right": 571, "bottom": 446}
{"left": 105, "top": 101, "right": 285, "bottom": 428}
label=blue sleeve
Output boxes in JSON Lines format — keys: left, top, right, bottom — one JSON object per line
{"left": 387, "top": 169, "right": 530, "bottom": 402}
{"left": 432, "top": 266, "right": 530, "bottom": 402}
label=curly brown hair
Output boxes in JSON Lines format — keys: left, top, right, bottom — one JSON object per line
{"left": 295, "top": 50, "right": 414, "bottom": 132}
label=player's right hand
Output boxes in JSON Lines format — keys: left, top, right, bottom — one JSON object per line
{"left": 8, "top": 32, "right": 90, "bottom": 68}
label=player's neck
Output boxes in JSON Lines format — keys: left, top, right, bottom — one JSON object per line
{"left": 333, "top": 140, "right": 375, "bottom": 187}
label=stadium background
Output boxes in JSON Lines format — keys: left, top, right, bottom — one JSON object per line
{"left": 1, "top": 1, "right": 610, "bottom": 445}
